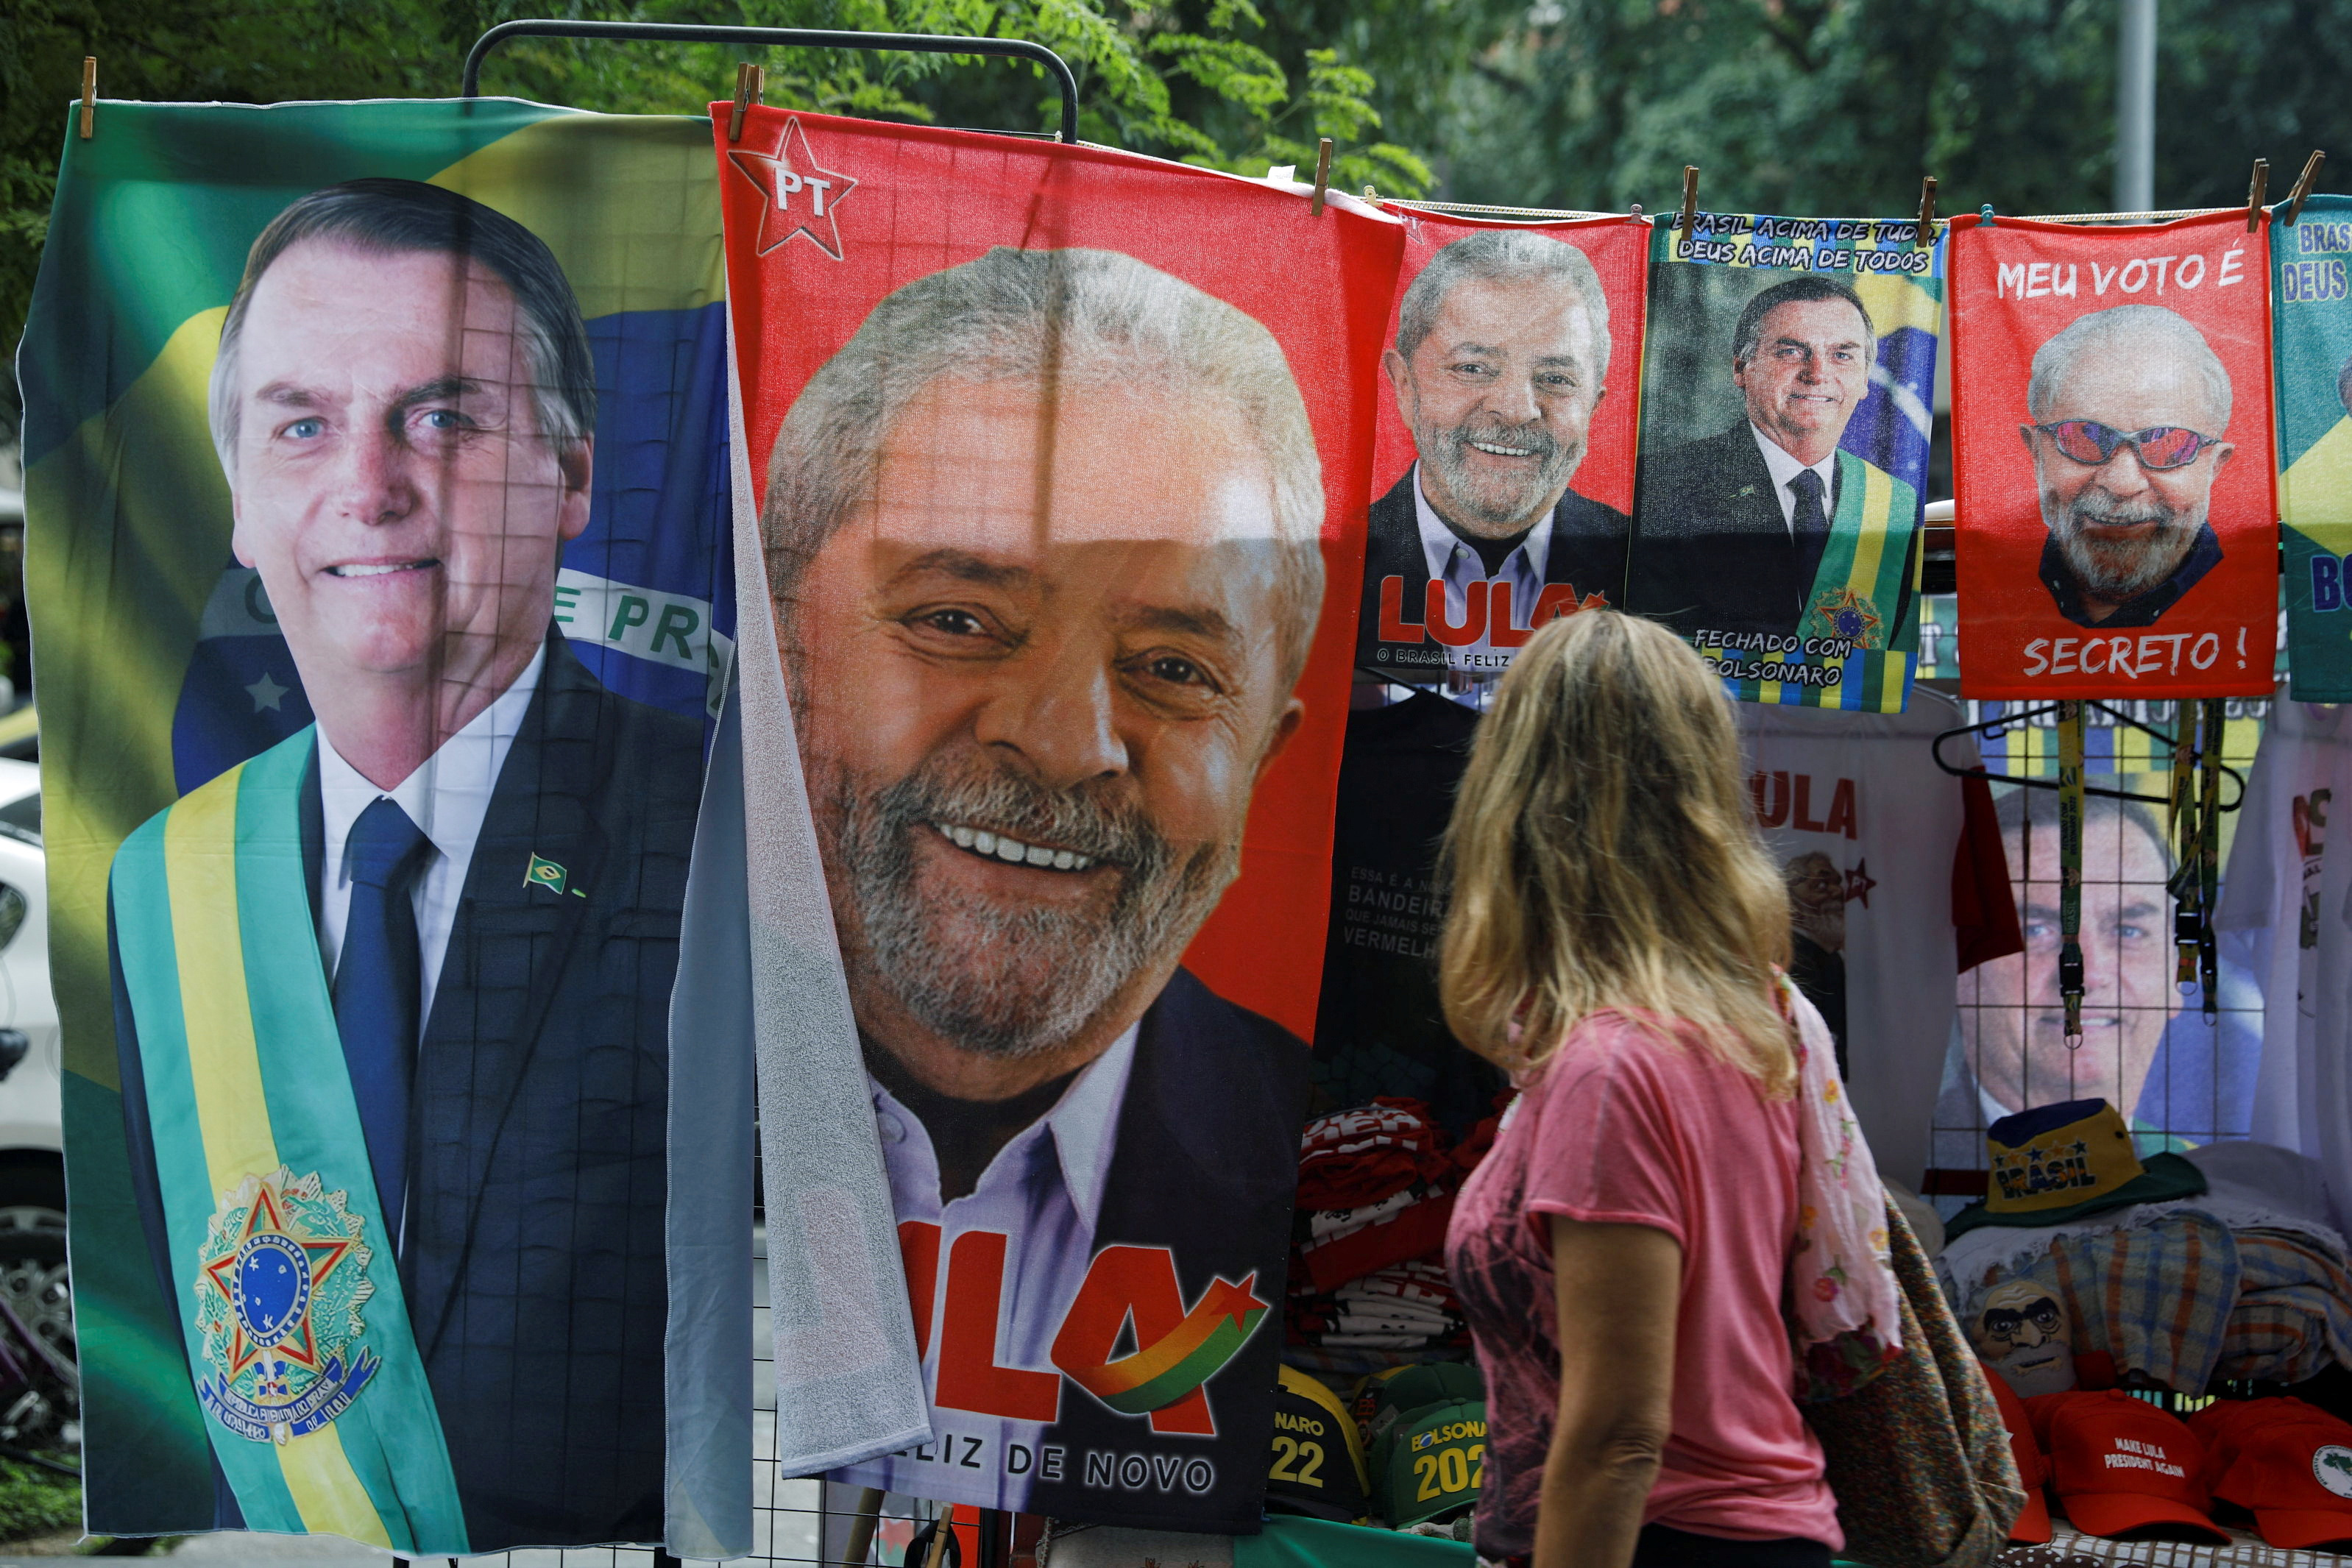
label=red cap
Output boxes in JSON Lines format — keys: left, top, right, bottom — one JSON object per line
{"left": 2200, "top": 1406, "right": 2352, "bottom": 1549}
{"left": 1982, "top": 1362, "right": 2051, "bottom": 1542}
{"left": 2043, "top": 1390, "right": 2226, "bottom": 1542}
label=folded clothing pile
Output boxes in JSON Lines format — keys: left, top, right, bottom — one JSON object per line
{"left": 1289, "top": 1260, "right": 1466, "bottom": 1351}
{"left": 1288, "top": 1096, "right": 1509, "bottom": 1351}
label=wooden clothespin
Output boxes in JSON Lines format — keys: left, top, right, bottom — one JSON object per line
{"left": 2284, "top": 149, "right": 2327, "bottom": 226}
{"left": 1679, "top": 166, "right": 1699, "bottom": 238}
{"left": 2247, "top": 157, "right": 2270, "bottom": 233}
{"left": 1916, "top": 175, "right": 1938, "bottom": 247}
{"left": 727, "top": 62, "right": 765, "bottom": 143}
{"left": 1309, "top": 138, "right": 1333, "bottom": 217}
{"left": 79, "top": 57, "right": 95, "bottom": 141}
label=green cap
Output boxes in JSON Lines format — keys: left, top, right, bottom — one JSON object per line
{"left": 1377, "top": 1398, "right": 1487, "bottom": 1528}
{"left": 1354, "top": 1361, "right": 1484, "bottom": 1455}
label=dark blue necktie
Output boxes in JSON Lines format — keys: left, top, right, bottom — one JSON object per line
{"left": 1789, "top": 467, "right": 1832, "bottom": 596}
{"left": 336, "top": 796, "right": 433, "bottom": 1238}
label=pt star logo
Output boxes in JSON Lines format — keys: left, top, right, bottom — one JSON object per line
{"left": 728, "top": 115, "right": 857, "bottom": 260}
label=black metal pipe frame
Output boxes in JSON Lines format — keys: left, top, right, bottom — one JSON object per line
{"left": 459, "top": 18, "right": 1081, "bottom": 144}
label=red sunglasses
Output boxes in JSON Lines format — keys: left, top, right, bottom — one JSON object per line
{"left": 2031, "top": 419, "right": 2220, "bottom": 471}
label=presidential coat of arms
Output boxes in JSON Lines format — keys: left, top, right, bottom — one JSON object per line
{"left": 1802, "top": 586, "right": 1887, "bottom": 653}
{"left": 191, "top": 1167, "right": 378, "bottom": 1444}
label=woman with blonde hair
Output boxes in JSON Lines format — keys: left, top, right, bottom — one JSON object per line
{"left": 1443, "top": 611, "right": 1885, "bottom": 1568}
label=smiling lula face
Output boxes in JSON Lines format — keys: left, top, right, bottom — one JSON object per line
{"left": 787, "top": 377, "right": 1306, "bottom": 1071}
{"left": 1734, "top": 297, "right": 1872, "bottom": 464}
{"left": 1388, "top": 274, "right": 1604, "bottom": 539}
{"left": 227, "top": 238, "right": 590, "bottom": 714}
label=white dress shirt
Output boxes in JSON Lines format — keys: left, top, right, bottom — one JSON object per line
{"left": 1411, "top": 463, "right": 1553, "bottom": 682}
{"left": 835, "top": 1025, "right": 1138, "bottom": 1508}
{"left": 315, "top": 645, "right": 545, "bottom": 1027}
{"left": 1749, "top": 424, "right": 1839, "bottom": 537}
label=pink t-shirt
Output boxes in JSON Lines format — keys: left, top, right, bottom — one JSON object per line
{"left": 1445, "top": 1011, "right": 1839, "bottom": 1558}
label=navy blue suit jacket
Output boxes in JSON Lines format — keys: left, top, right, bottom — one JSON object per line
{"left": 1357, "top": 469, "right": 1632, "bottom": 679}
{"left": 116, "top": 629, "right": 704, "bottom": 1549}
{"left": 1020, "top": 967, "right": 1308, "bottom": 1532}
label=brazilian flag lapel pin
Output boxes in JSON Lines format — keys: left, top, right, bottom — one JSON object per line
{"left": 524, "top": 854, "right": 569, "bottom": 895}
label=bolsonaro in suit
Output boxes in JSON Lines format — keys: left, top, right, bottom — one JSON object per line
{"left": 103, "top": 178, "right": 702, "bottom": 1554}
{"left": 113, "top": 630, "right": 703, "bottom": 1547}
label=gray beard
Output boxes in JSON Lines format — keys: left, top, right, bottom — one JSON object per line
{"left": 824, "top": 753, "right": 1238, "bottom": 1060}
{"left": 1416, "top": 414, "right": 1579, "bottom": 533}
{"left": 2044, "top": 489, "right": 2205, "bottom": 603}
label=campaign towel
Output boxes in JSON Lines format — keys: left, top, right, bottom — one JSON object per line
{"left": 2272, "top": 194, "right": 2352, "bottom": 698}
{"left": 727, "top": 305, "right": 931, "bottom": 1477}
{"left": 1627, "top": 210, "right": 1944, "bottom": 713}
{"left": 26, "top": 100, "right": 748, "bottom": 1550}
{"left": 1352, "top": 210, "right": 1648, "bottom": 699}
{"left": 1947, "top": 210, "right": 2275, "bottom": 698}
{"left": 717, "top": 104, "right": 1401, "bottom": 1533}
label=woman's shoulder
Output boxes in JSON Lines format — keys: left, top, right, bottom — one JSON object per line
{"left": 1523, "top": 1010, "right": 1725, "bottom": 1101}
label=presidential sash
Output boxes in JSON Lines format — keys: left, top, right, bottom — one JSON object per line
{"left": 109, "top": 728, "right": 468, "bottom": 1553}
{"left": 1760, "top": 449, "right": 1921, "bottom": 712}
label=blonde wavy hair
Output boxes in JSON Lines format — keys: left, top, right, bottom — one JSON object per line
{"left": 1437, "top": 611, "right": 1796, "bottom": 1093}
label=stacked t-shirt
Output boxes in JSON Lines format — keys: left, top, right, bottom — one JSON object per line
{"left": 1741, "top": 690, "right": 2022, "bottom": 1190}
{"left": 1287, "top": 1097, "right": 1508, "bottom": 1352}
{"left": 2214, "top": 700, "right": 2352, "bottom": 1196}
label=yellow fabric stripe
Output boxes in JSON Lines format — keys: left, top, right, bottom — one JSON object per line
{"left": 1843, "top": 464, "right": 1892, "bottom": 600}
{"left": 279, "top": 1426, "right": 392, "bottom": 1544}
{"left": 161, "top": 779, "right": 393, "bottom": 1548}
{"left": 163, "top": 773, "right": 275, "bottom": 1194}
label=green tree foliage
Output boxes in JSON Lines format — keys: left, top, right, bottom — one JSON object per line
{"left": 1448, "top": 0, "right": 2352, "bottom": 223}
{"left": 0, "top": 0, "right": 1437, "bottom": 434}
{"left": 13, "top": 0, "right": 2352, "bottom": 436}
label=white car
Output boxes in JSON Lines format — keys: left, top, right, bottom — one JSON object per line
{"left": 0, "top": 754, "right": 76, "bottom": 1442}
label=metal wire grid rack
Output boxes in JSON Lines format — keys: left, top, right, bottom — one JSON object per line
{"left": 141, "top": 1227, "right": 952, "bottom": 1568}
{"left": 2045, "top": 1525, "right": 2352, "bottom": 1567}
{"left": 1927, "top": 692, "right": 2273, "bottom": 1199}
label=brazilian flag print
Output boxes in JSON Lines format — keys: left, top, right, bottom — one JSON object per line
{"left": 21, "top": 100, "right": 741, "bottom": 1549}
{"left": 2275, "top": 191, "right": 2352, "bottom": 698}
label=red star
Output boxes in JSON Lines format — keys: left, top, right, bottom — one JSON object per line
{"left": 1199, "top": 1274, "right": 1268, "bottom": 1331}
{"left": 1843, "top": 859, "right": 1877, "bottom": 909}
{"left": 727, "top": 115, "right": 858, "bottom": 260}
{"left": 200, "top": 1184, "right": 359, "bottom": 1383}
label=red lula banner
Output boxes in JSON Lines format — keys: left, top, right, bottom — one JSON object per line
{"left": 715, "top": 105, "right": 1403, "bottom": 1532}
{"left": 1353, "top": 209, "right": 1648, "bottom": 698}
{"left": 1948, "top": 210, "right": 2277, "bottom": 697}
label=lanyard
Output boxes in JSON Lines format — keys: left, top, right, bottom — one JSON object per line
{"left": 2058, "top": 701, "right": 2086, "bottom": 1048}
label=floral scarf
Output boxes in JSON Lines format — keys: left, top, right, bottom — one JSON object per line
{"left": 1779, "top": 973, "right": 1905, "bottom": 1401}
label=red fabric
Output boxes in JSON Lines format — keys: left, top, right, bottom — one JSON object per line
{"left": 1980, "top": 1360, "right": 2053, "bottom": 1543}
{"left": 1295, "top": 1189, "right": 1456, "bottom": 1291}
{"left": 1296, "top": 1098, "right": 1454, "bottom": 1210}
{"left": 1946, "top": 211, "right": 2277, "bottom": 700}
{"left": 1952, "top": 770, "right": 2024, "bottom": 972}
{"left": 1447, "top": 1012, "right": 1838, "bottom": 1554}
